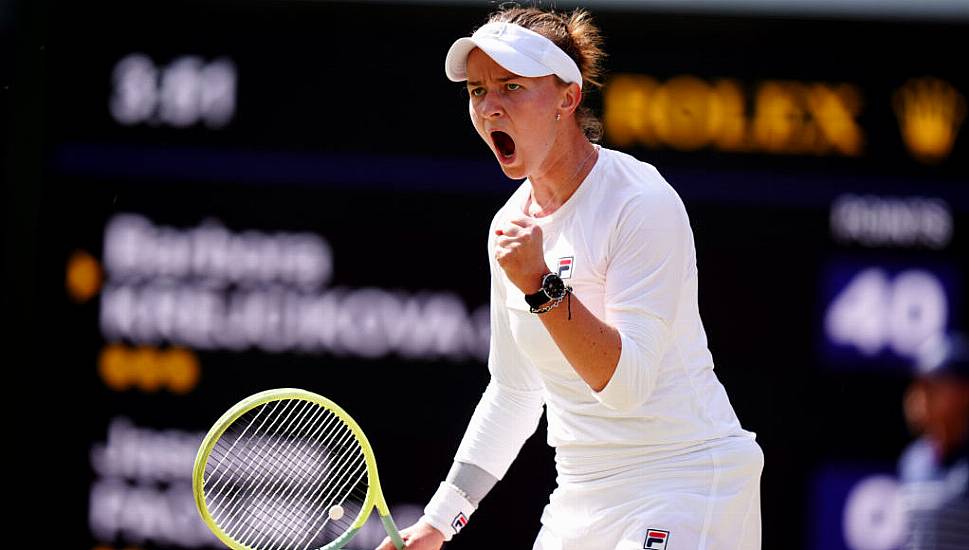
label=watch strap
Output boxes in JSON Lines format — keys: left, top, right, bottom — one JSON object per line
{"left": 524, "top": 287, "right": 551, "bottom": 308}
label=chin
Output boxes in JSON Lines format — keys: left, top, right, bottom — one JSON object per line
{"left": 498, "top": 163, "right": 528, "bottom": 180}
{"left": 493, "top": 150, "right": 529, "bottom": 180}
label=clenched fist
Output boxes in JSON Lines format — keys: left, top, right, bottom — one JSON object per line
{"left": 495, "top": 217, "right": 550, "bottom": 294}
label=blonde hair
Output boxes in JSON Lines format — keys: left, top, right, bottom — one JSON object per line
{"left": 486, "top": 6, "right": 607, "bottom": 141}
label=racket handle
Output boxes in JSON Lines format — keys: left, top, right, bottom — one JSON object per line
{"left": 381, "top": 513, "right": 406, "bottom": 549}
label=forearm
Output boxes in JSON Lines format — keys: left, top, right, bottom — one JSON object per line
{"left": 536, "top": 286, "right": 670, "bottom": 412}
{"left": 446, "top": 461, "right": 498, "bottom": 506}
{"left": 537, "top": 289, "right": 622, "bottom": 392}
{"left": 423, "top": 379, "right": 540, "bottom": 541}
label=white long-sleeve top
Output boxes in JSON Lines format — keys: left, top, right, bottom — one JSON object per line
{"left": 455, "top": 147, "right": 753, "bottom": 485}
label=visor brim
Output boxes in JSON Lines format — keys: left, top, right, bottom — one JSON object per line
{"left": 445, "top": 36, "right": 554, "bottom": 82}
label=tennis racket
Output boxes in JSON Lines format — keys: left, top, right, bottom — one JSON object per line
{"left": 192, "top": 388, "right": 406, "bottom": 550}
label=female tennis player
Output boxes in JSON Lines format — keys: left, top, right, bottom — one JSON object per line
{"left": 377, "top": 7, "right": 763, "bottom": 550}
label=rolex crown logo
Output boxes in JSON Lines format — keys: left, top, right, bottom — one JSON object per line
{"left": 893, "top": 77, "right": 966, "bottom": 164}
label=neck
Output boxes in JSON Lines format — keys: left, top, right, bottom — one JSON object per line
{"left": 527, "top": 129, "right": 597, "bottom": 217}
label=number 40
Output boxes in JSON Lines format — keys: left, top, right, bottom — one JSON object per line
{"left": 824, "top": 268, "right": 948, "bottom": 359}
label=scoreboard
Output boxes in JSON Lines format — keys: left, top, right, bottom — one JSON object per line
{"left": 7, "top": 1, "right": 967, "bottom": 549}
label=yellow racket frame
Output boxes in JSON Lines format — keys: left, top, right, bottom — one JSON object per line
{"left": 192, "top": 388, "right": 405, "bottom": 550}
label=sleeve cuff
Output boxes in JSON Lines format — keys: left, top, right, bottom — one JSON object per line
{"left": 591, "top": 330, "right": 641, "bottom": 412}
{"left": 422, "top": 482, "right": 476, "bottom": 542}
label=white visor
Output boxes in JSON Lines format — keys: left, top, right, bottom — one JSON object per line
{"left": 445, "top": 22, "right": 583, "bottom": 89}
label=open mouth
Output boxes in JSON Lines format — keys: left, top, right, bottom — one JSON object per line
{"left": 490, "top": 131, "right": 516, "bottom": 159}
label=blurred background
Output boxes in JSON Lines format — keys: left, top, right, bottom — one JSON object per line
{"left": 3, "top": 1, "right": 967, "bottom": 549}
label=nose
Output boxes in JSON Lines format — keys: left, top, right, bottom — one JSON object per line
{"left": 475, "top": 90, "right": 504, "bottom": 119}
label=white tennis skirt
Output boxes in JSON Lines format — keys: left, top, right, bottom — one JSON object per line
{"left": 533, "top": 436, "right": 763, "bottom": 550}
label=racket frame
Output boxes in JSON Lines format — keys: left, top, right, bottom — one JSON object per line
{"left": 192, "top": 388, "right": 405, "bottom": 550}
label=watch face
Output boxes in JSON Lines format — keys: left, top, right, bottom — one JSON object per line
{"left": 542, "top": 273, "right": 566, "bottom": 298}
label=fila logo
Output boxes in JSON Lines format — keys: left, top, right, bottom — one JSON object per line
{"left": 451, "top": 512, "right": 468, "bottom": 534}
{"left": 557, "top": 256, "right": 574, "bottom": 279}
{"left": 643, "top": 529, "right": 670, "bottom": 549}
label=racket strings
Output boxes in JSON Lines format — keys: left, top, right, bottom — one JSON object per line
{"left": 216, "top": 400, "right": 334, "bottom": 544}
{"left": 209, "top": 401, "right": 327, "bottom": 532}
{"left": 218, "top": 401, "right": 346, "bottom": 543}
{"left": 292, "top": 451, "right": 370, "bottom": 549}
{"left": 214, "top": 402, "right": 365, "bottom": 549}
{"left": 206, "top": 398, "right": 299, "bottom": 502}
{"left": 243, "top": 423, "right": 367, "bottom": 550}
{"left": 201, "top": 398, "right": 370, "bottom": 550}
{"left": 202, "top": 396, "right": 272, "bottom": 491}
{"left": 209, "top": 400, "right": 332, "bottom": 508}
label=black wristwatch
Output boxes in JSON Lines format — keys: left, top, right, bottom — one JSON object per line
{"left": 525, "top": 273, "right": 569, "bottom": 310}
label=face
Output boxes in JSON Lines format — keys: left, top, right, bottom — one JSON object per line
{"left": 465, "top": 48, "right": 577, "bottom": 179}
{"left": 909, "top": 377, "right": 969, "bottom": 457}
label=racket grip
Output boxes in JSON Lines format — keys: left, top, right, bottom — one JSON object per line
{"left": 381, "top": 513, "right": 406, "bottom": 549}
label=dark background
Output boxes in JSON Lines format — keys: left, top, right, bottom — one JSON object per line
{"left": 4, "top": 1, "right": 967, "bottom": 549}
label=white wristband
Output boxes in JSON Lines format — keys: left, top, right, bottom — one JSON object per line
{"left": 421, "top": 481, "right": 476, "bottom": 542}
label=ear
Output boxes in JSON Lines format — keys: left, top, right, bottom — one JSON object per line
{"left": 558, "top": 82, "right": 582, "bottom": 116}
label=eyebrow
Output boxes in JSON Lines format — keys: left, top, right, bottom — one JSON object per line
{"left": 467, "top": 76, "right": 519, "bottom": 86}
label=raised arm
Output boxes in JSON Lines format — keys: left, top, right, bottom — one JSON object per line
{"left": 495, "top": 190, "right": 689, "bottom": 412}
